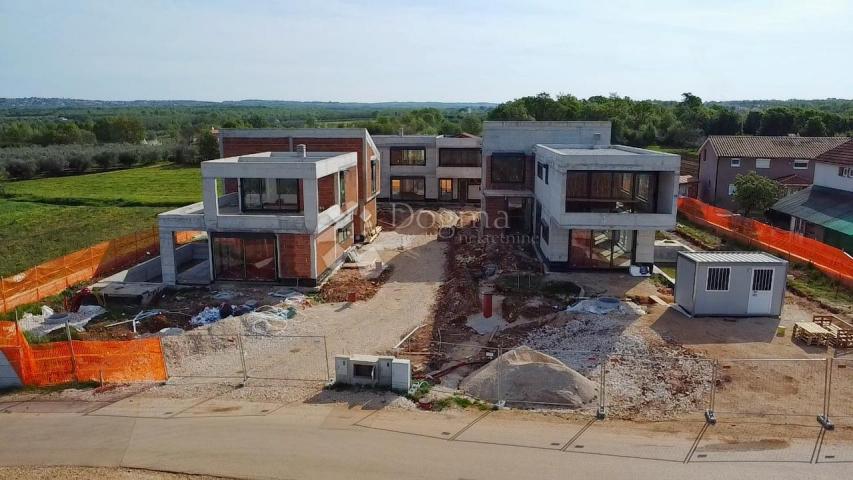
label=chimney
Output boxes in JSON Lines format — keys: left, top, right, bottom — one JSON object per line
{"left": 296, "top": 144, "right": 307, "bottom": 157}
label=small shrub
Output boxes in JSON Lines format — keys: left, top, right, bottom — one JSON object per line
{"left": 92, "top": 151, "right": 117, "bottom": 169}
{"left": 36, "top": 156, "right": 67, "bottom": 175}
{"left": 139, "top": 149, "right": 162, "bottom": 165}
{"left": 170, "top": 145, "right": 199, "bottom": 166}
{"left": 117, "top": 150, "right": 140, "bottom": 167}
{"left": 4, "top": 159, "right": 37, "bottom": 179}
{"left": 67, "top": 153, "right": 92, "bottom": 172}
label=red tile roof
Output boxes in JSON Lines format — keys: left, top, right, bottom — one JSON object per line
{"left": 815, "top": 139, "right": 853, "bottom": 166}
{"left": 704, "top": 135, "right": 849, "bottom": 159}
{"left": 773, "top": 174, "right": 811, "bottom": 186}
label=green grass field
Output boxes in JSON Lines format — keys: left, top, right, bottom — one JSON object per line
{"left": 0, "top": 165, "right": 202, "bottom": 276}
{"left": 0, "top": 164, "right": 201, "bottom": 207}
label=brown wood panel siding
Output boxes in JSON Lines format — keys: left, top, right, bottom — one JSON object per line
{"left": 345, "top": 166, "right": 359, "bottom": 210}
{"left": 315, "top": 226, "right": 336, "bottom": 275}
{"left": 277, "top": 233, "right": 312, "bottom": 279}
{"left": 484, "top": 154, "right": 535, "bottom": 191}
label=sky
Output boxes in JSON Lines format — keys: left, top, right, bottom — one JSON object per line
{"left": 1, "top": 0, "right": 851, "bottom": 103}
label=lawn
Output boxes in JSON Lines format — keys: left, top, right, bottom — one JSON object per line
{"left": 0, "top": 164, "right": 203, "bottom": 277}
{"left": 0, "top": 199, "right": 163, "bottom": 276}
{"left": 0, "top": 164, "right": 202, "bottom": 207}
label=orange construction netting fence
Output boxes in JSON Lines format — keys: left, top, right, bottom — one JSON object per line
{"left": 0, "top": 321, "right": 167, "bottom": 386}
{"left": 678, "top": 197, "right": 853, "bottom": 287}
{"left": 1, "top": 228, "right": 201, "bottom": 314}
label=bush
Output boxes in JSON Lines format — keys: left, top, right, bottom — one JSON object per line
{"left": 117, "top": 150, "right": 140, "bottom": 168}
{"left": 67, "top": 153, "right": 92, "bottom": 173}
{"left": 36, "top": 156, "right": 67, "bottom": 175}
{"left": 170, "top": 145, "right": 199, "bottom": 165}
{"left": 139, "top": 149, "right": 162, "bottom": 165}
{"left": 4, "top": 159, "right": 37, "bottom": 179}
{"left": 92, "top": 151, "right": 117, "bottom": 169}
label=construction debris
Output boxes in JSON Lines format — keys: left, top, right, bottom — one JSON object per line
{"left": 20, "top": 305, "right": 107, "bottom": 336}
{"left": 460, "top": 347, "right": 598, "bottom": 407}
{"left": 566, "top": 297, "right": 646, "bottom": 315}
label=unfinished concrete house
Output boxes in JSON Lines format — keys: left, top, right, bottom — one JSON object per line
{"left": 373, "top": 133, "right": 482, "bottom": 203}
{"left": 481, "top": 121, "right": 680, "bottom": 270}
{"left": 158, "top": 149, "right": 359, "bottom": 286}
{"left": 218, "top": 128, "right": 381, "bottom": 242}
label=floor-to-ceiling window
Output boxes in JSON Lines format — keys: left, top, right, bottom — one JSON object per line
{"left": 212, "top": 234, "right": 277, "bottom": 281}
{"left": 240, "top": 178, "right": 300, "bottom": 212}
{"left": 565, "top": 171, "right": 658, "bottom": 213}
{"left": 569, "top": 230, "right": 635, "bottom": 268}
{"left": 390, "top": 176, "right": 426, "bottom": 200}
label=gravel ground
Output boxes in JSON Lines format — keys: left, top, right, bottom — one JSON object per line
{"left": 151, "top": 231, "right": 445, "bottom": 403}
{"left": 522, "top": 308, "right": 712, "bottom": 419}
{"left": 0, "top": 466, "right": 233, "bottom": 479}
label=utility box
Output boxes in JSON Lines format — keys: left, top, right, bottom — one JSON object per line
{"left": 334, "top": 354, "right": 411, "bottom": 392}
{"left": 675, "top": 251, "right": 788, "bottom": 317}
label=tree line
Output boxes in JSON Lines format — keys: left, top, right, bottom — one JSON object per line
{"left": 487, "top": 93, "right": 853, "bottom": 147}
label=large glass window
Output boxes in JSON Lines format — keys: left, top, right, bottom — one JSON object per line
{"left": 439, "top": 148, "right": 481, "bottom": 167}
{"left": 338, "top": 170, "right": 346, "bottom": 207}
{"left": 438, "top": 178, "right": 455, "bottom": 201}
{"left": 390, "top": 147, "right": 426, "bottom": 166}
{"left": 240, "top": 178, "right": 300, "bottom": 212}
{"left": 569, "top": 230, "right": 635, "bottom": 268}
{"left": 213, "top": 234, "right": 277, "bottom": 281}
{"left": 565, "top": 171, "right": 658, "bottom": 213}
{"left": 490, "top": 153, "right": 525, "bottom": 183}
{"left": 390, "top": 176, "right": 426, "bottom": 200}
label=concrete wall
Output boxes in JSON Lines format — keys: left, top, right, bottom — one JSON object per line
{"left": 674, "top": 255, "right": 697, "bottom": 312}
{"left": 814, "top": 161, "right": 853, "bottom": 191}
{"left": 482, "top": 121, "right": 611, "bottom": 156}
{"left": 107, "top": 243, "right": 207, "bottom": 283}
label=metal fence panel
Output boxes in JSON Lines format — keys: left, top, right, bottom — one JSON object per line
{"left": 714, "top": 359, "right": 827, "bottom": 417}
{"left": 604, "top": 354, "right": 713, "bottom": 419}
{"left": 241, "top": 335, "right": 328, "bottom": 382}
{"left": 160, "top": 334, "right": 244, "bottom": 379}
{"left": 829, "top": 357, "right": 853, "bottom": 422}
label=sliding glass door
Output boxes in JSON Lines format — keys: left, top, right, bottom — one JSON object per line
{"left": 569, "top": 230, "right": 635, "bottom": 268}
{"left": 212, "top": 234, "right": 277, "bottom": 281}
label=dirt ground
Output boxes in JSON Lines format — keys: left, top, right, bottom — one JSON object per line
{"left": 0, "top": 466, "right": 234, "bottom": 479}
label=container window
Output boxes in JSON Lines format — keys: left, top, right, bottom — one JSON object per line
{"left": 706, "top": 267, "right": 731, "bottom": 291}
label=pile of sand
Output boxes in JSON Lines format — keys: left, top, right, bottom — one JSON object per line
{"left": 460, "top": 346, "right": 598, "bottom": 407}
{"left": 395, "top": 209, "right": 460, "bottom": 235}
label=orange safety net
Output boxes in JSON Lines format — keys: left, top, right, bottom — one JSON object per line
{"left": 678, "top": 197, "right": 853, "bottom": 287}
{"left": 0, "top": 321, "right": 167, "bottom": 386}
{"left": 0, "top": 228, "right": 203, "bottom": 314}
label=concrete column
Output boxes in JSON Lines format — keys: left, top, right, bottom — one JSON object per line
{"left": 304, "top": 179, "right": 319, "bottom": 231}
{"left": 634, "top": 230, "right": 655, "bottom": 264}
{"left": 202, "top": 177, "right": 219, "bottom": 228}
{"left": 159, "top": 230, "right": 178, "bottom": 285}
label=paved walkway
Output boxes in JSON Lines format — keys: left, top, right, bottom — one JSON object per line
{"left": 0, "top": 396, "right": 849, "bottom": 480}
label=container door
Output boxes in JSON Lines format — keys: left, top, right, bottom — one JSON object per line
{"left": 747, "top": 268, "right": 774, "bottom": 315}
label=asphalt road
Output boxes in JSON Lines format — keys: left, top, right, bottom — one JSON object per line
{"left": 0, "top": 400, "right": 848, "bottom": 480}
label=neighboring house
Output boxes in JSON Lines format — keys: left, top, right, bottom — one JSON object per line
{"left": 158, "top": 149, "right": 359, "bottom": 286}
{"left": 697, "top": 135, "right": 849, "bottom": 210}
{"left": 481, "top": 121, "right": 680, "bottom": 270}
{"left": 373, "top": 133, "right": 482, "bottom": 203}
{"left": 678, "top": 174, "right": 698, "bottom": 198}
{"left": 218, "top": 129, "right": 381, "bottom": 242}
{"left": 770, "top": 139, "right": 853, "bottom": 254}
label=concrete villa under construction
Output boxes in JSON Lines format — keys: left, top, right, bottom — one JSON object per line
{"left": 158, "top": 148, "right": 359, "bottom": 286}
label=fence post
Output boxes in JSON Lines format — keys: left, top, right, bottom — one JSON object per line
{"left": 818, "top": 357, "right": 834, "bottom": 430}
{"left": 705, "top": 360, "right": 717, "bottom": 424}
{"left": 597, "top": 355, "right": 606, "bottom": 419}
{"left": 322, "top": 335, "right": 330, "bottom": 382}
{"left": 236, "top": 332, "right": 248, "bottom": 384}
{"left": 496, "top": 346, "right": 503, "bottom": 406}
{"left": 65, "top": 319, "right": 79, "bottom": 384}
{"left": 158, "top": 336, "right": 170, "bottom": 381}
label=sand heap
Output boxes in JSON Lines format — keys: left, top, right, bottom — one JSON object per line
{"left": 395, "top": 209, "right": 460, "bottom": 235}
{"left": 460, "top": 346, "right": 598, "bottom": 407}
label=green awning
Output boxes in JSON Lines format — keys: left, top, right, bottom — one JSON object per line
{"left": 772, "top": 186, "right": 853, "bottom": 236}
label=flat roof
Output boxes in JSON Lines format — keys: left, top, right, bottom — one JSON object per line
{"left": 679, "top": 251, "right": 786, "bottom": 264}
{"left": 539, "top": 144, "right": 678, "bottom": 157}
{"left": 205, "top": 151, "right": 351, "bottom": 164}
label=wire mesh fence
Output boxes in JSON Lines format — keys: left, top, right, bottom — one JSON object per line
{"left": 713, "top": 358, "right": 828, "bottom": 418}
{"left": 828, "top": 357, "right": 853, "bottom": 422}
{"left": 160, "top": 333, "right": 329, "bottom": 383}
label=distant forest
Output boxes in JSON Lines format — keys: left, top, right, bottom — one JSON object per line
{"left": 0, "top": 94, "right": 851, "bottom": 179}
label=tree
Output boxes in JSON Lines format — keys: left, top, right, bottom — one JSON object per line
{"left": 4, "top": 159, "right": 37, "bottom": 179}
{"left": 93, "top": 117, "right": 145, "bottom": 143}
{"left": 743, "top": 111, "right": 762, "bottom": 135}
{"left": 800, "top": 116, "right": 827, "bottom": 136}
{"left": 708, "top": 108, "right": 742, "bottom": 135}
{"left": 459, "top": 115, "right": 483, "bottom": 135}
{"left": 759, "top": 108, "right": 795, "bottom": 136}
{"left": 196, "top": 130, "right": 220, "bottom": 161}
{"left": 732, "top": 171, "right": 783, "bottom": 217}
{"left": 92, "top": 151, "right": 116, "bottom": 169}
